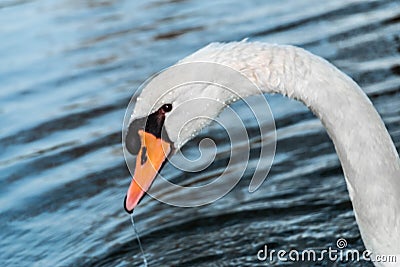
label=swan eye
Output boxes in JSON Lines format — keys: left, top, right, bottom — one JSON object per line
{"left": 160, "top": 104, "right": 172, "bottom": 113}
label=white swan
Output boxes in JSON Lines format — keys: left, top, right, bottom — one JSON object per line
{"left": 123, "top": 41, "right": 400, "bottom": 266}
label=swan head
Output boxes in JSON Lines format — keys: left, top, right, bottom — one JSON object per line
{"left": 123, "top": 57, "right": 264, "bottom": 213}
{"left": 123, "top": 80, "right": 229, "bottom": 213}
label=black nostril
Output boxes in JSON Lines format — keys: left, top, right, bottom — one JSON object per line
{"left": 123, "top": 195, "right": 133, "bottom": 214}
{"left": 140, "top": 147, "right": 147, "bottom": 165}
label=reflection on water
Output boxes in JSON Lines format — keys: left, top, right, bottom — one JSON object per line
{"left": 0, "top": 0, "right": 399, "bottom": 266}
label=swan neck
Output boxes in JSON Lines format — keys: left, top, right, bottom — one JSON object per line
{"left": 255, "top": 45, "right": 400, "bottom": 256}
{"left": 184, "top": 42, "right": 400, "bottom": 256}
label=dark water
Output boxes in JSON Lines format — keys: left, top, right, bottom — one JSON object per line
{"left": 1, "top": 0, "right": 400, "bottom": 266}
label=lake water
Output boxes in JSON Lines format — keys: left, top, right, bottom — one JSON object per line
{"left": 1, "top": 0, "right": 399, "bottom": 266}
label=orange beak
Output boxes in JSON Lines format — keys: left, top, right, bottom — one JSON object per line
{"left": 124, "top": 130, "right": 171, "bottom": 213}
